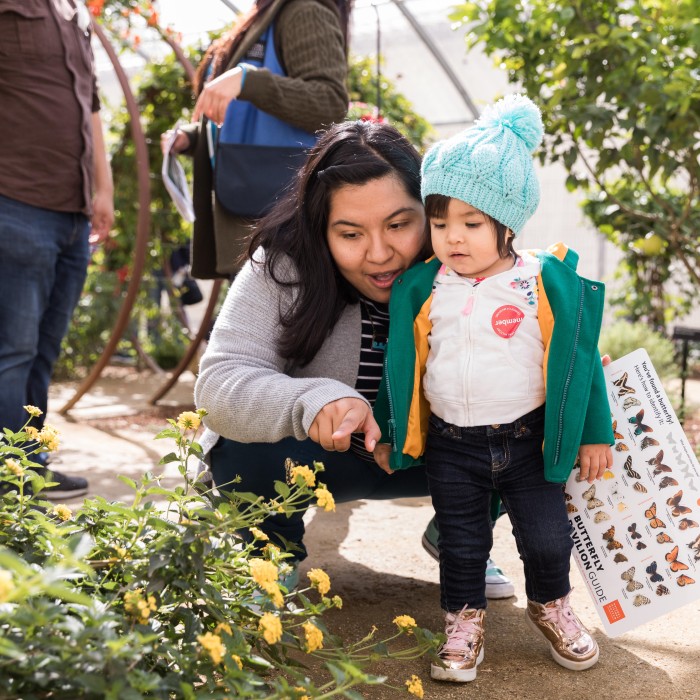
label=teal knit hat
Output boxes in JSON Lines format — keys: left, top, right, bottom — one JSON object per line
{"left": 421, "top": 94, "right": 544, "bottom": 235}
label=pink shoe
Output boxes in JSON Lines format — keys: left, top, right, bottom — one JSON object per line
{"left": 526, "top": 590, "right": 599, "bottom": 670}
{"left": 431, "top": 607, "right": 485, "bottom": 682}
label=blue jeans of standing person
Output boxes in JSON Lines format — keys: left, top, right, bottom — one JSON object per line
{"left": 0, "top": 194, "right": 90, "bottom": 434}
{"left": 425, "top": 404, "right": 572, "bottom": 612}
{"left": 210, "top": 435, "right": 430, "bottom": 560}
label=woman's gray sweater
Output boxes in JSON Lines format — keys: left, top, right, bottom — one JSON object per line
{"left": 195, "top": 251, "right": 368, "bottom": 456}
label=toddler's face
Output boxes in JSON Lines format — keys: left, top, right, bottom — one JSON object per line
{"left": 429, "top": 199, "right": 513, "bottom": 279}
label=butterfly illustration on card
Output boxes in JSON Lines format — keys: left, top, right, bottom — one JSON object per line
{"left": 666, "top": 545, "right": 689, "bottom": 572}
{"left": 615, "top": 442, "right": 630, "bottom": 452}
{"left": 610, "top": 481, "right": 623, "bottom": 503}
{"left": 656, "top": 532, "right": 673, "bottom": 544}
{"left": 636, "top": 541, "right": 647, "bottom": 550}
{"left": 614, "top": 372, "right": 636, "bottom": 396}
{"left": 594, "top": 510, "right": 611, "bottom": 523}
{"left": 628, "top": 409, "right": 653, "bottom": 436}
{"left": 679, "top": 518, "right": 699, "bottom": 530}
{"left": 623, "top": 456, "right": 641, "bottom": 480}
{"left": 658, "top": 476, "right": 679, "bottom": 489}
{"left": 633, "top": 482, "right": 648, "bottom": 494}
{"left": 621, "top": 567, "right": 644, "bottom": 591}
{"left": 602, "top": 468, "right": 615, "bottom": 480}
{"left": 603, "top": 525, "right": 624, "bottom": 550}
{"left": 647, "top": 450, "right": 672, "bottom": 475}
{"left": 645, "top": 561, "right": 664, "bottom": 583}
{"left": 644, "top": 502, "right": 666, "bottom": 529}
{"left": 640, "top": 435, "right": 660, "bottom": 450}
{"left": 656, "top": 584, "right": 670, "bottom": 596}
{"left": 667, "top": 490, "right": 692, "bottom": 518}
{"left": 633, "top": 594, "right": 651, "bottom": 607}
{"left": 614, "top": 552, "right": 628, "bottom": 563}
{"left": 676, "top": 574, "right": 695, "bottom": 587}
{"left": 582, "top": 484, "right": 604, "bottom": 510}
{"left": 612, "top": 420, "right": 624, "bottom": 441}
{"left": 623, "top": 396, "right": 642, "bottom": 411}
{"left": 689, "top": 534, "right": 700, "bottom": 562}
{"left": 627, "top": 522, "right": 642, "bottom": 540}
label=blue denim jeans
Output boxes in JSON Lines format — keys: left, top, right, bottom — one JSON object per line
{"left": 425, "top": 405, "right": 572, "bottom": 611}
{"left": 210, "top": 435, "right": 430, "bottom": 560}
{"left": 0, "top": 194, "right": 90, "bottom": 433}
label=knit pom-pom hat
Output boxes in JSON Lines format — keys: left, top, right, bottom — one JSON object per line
{"left": 421, "top": 94, "right": 544, "bottom": 235}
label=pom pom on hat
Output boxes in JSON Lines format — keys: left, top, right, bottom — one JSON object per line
{"left": 478, "top": 93, "right": 544, "bottom": 153}
{"left": 421, "top": 94, "right": 544, "bottom": 235}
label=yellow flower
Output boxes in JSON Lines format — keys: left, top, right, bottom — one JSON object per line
{"left": 37, "top": 424, "right": 60, "bottom": 452}
{"left": 124, "top": 589, "right": 157, "bottom": 623}
{"left": 249, "top": 559, "right": 278, "bottom": 588}
{"left": 314, "top": 485, "right": 335, "bottom": 512}
{"left": 294, "top": 688, "right": 309, "bottom": 700}
{"left": 263, "top": 582, "right": 284, "bottom": 608}
{"left": 307, "top": 568, "right": 331, "bottom": 595}
{"left": 249, "top": 526, "right": 269, "bottom": 541}
{"left": 197, "top": 632, "right": 225, "bottom": 665}
{"left": 262, "top": 543, "right": 281, "bottom": 557}
{"left": 405, "top": 675, "right": 424, "bottom": 698}
{"left": 23, "top": 405, "right": 43, "bottom": 418}
{"left": 231, "top": 654, "right": 243, "bottom": 669}
{"left": 302, "top": 621, "right": 323, "bottom": 653}
{"left": 332, "top": 595, "right": 343, "bottom": 609}
{"left": 5, "top": 459, "right": 24, "bottom": 477}
{"left": 24, "top": 426, "right": 39, "bottom": 440}
{"left": 0, "top": 570, "right": 15, "bottom": 602}
{"left": 52, "top": 504, "right": 72, "bottom": 521}
{"left": 393, "top": 615, "right": 417, "bottom": 632}
{"left": 290, "top": 464, "right": 316, "bottom": 487}
{"left": 259, "top": 612, "right": 283, "bottom": 644}
{"left": 176, "top": 411, "right": 201, "bottom": 431}
{"left": 215, "top": 622, "right": 232, "bottom": 636}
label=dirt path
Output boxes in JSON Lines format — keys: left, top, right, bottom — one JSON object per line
{"left": 47, "top": 372, "right": 700, "bottom": 699}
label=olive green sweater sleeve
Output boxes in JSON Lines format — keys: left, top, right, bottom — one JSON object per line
{"left": 238, "top": 0, "right": 348, "bottom": 133}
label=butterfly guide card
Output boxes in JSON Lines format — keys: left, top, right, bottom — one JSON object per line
{"left": 565, "top": 348, "right": 700, "bottom": 637}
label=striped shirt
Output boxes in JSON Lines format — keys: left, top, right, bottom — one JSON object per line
{"left": 350, "top": 297, "right": 390, "bottom": 461}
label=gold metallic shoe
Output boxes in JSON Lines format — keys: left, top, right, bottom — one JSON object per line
{"left": 526, "top": 591, "right": 599, "bottom": 671}
{"left": 430, "top": 607, "right": 485, "bottom": 682}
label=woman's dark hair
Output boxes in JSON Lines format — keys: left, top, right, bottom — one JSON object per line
{"left": 248, "top": 120, "right": 429, "bottom": 367}
{"left": 194, "top": 0, "right": 354, "bottom": 96}
{"left": 424, "top": 194, "right": 515, "bottom": 259}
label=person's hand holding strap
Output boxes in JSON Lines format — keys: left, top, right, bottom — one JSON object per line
{"left": 308, "top": 398, "right": 381, "bottom": 453}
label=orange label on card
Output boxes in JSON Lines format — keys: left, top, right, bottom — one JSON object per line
{"left": 603, "top": 600, "right": 625, "bottom": 624}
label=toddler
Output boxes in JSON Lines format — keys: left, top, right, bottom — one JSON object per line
{"left": 379, "top": 95, "right": 614, "bottom": 681}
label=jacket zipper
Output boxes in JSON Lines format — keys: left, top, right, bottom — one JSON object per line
{"left": 383, "top": 351, "right": 397, "bottom": 452}
{"left": 554, "top": 279, "right": 584, "bottom": 464}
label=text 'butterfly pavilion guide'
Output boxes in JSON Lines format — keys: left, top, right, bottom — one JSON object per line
{"left": 565, "top": 349, "right": 700, "bottom": 636}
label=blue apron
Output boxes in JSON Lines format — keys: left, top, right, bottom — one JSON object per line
{"left": 213, "top": 24, "right": 318, "bottom": 218}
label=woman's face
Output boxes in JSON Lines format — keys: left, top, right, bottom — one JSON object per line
{"left": 326, "top": 174, "right": 426, "bottom": 303}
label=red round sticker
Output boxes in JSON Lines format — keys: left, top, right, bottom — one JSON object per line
{"left": 491, "top": 305, "right": 524, "bottom": 338}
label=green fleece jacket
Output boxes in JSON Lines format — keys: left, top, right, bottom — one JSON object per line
{"left": 374, "top": 243, "right": 614, "bottom": 483}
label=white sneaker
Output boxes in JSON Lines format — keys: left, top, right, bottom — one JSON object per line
{"left": 485, "top": 558, "right": 515, "bottom": 599}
